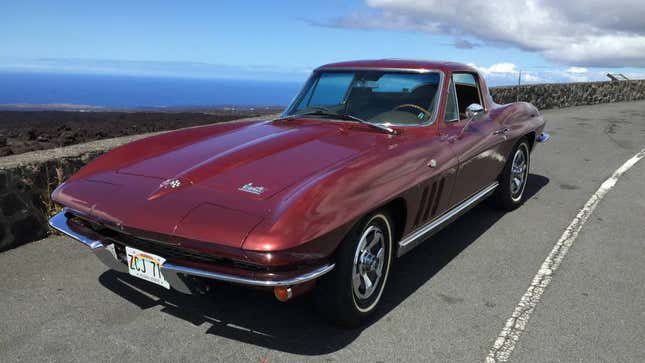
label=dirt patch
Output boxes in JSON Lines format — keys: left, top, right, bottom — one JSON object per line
{"left": 0, "top": 108, "right": 281, "bottom": 156}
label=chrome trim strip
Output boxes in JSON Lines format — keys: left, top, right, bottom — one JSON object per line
{"left": 317, "top": 67, "right": 438, "bottom": 73}
{"left": 49, "top": 210, "right": 335, "bottom": 292}
{"left": 49, "top": 210, "right": 103, "bottom": 250}
{"left": 536, "top": 132, "right": 550, "bottom": 143}
{"left": 397, "top": 182, "right": 499, "bottom": 257}
{"left": 49, "top": 210, "right": 129, "bottom": 273}
{"left": 161, "top": 262, "right": 335, "bottom": 292}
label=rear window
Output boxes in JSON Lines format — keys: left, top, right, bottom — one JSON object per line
{"left": 370, "top": 73, "right": 439, "bottom": 93}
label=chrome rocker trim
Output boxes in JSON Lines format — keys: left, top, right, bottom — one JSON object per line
{"left": 536, "top": 132, "right": 550, "bottom": 143}
{"left": 397, "top": 182, "right": 499, "bottom": 257}
{"left": 49, "top": 210, "right": 335, "bottom": 294}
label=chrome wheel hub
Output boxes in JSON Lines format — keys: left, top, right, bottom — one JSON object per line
{"left": 352, "top": 225, "right": 386, "bottom": 300}
{"left": 511, "top": 146, "right": 528, "bottom": 198}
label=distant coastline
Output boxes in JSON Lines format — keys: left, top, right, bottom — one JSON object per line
{"left": 0, "top": 71, "right": 302, "bottom": 109}
{"left": 0, "top": 102, "right": 284, "bottom": 113}
{"left": 0, "top": 103, "right": 108, "bottom": 112}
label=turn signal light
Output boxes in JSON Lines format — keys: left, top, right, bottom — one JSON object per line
{"left": 274, "top": 286, "right": 293, "bottom": 302}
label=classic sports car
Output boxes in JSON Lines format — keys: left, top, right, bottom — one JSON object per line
{"left": 50, "top": 60, "right": 548, "bottom": 326}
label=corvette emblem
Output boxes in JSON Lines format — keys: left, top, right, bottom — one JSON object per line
{"left": 239, "top": 182, "right": 265, "bottom": 195}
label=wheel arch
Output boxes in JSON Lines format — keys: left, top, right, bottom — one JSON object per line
{"left": 330, "top": 196, "right": 407, "bottom": 259}
{"left": 382, "top": 197, "right": 407, "bottom": 247}
{"left": 525, "top": 131, "right": 536, "bottom": 151}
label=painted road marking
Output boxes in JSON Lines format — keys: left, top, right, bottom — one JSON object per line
{"left": 486, "top": 148, "right": 645, "bottom": 362}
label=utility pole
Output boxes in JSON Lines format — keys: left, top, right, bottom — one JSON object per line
{"left": 516, "top": 70, "right": 522, "bottom": 102}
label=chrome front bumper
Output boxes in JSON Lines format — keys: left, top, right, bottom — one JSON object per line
{"left": 49, "top": 210, "right": 334, "bottom": 294}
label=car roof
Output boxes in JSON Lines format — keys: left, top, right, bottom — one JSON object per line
{"left": 316, "top": 59, "right": 478, "bottom": 73}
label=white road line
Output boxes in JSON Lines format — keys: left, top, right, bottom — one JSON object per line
{"left": 486, "top": 148, "right": 645, "bottom": 362}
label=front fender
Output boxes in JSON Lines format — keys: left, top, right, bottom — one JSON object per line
{"left": 242, "top": 133, "right": 453, "bottom": 258}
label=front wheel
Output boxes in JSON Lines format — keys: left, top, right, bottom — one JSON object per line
{"left": 314, "top": 212, "right": 393, "bottom": 327}
{"left": 493, "top": 138, "right": 530, "bottom": 210}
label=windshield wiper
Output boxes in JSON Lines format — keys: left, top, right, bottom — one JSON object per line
{"left": 286, "top": 109, "right": 396, "bottom": 135}
{"left": 333, "top": 112, "right": 397, "bottom": 135}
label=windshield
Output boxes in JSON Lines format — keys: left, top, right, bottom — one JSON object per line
{"left": 285, "top": 70, "right": 442, "bottom": 125}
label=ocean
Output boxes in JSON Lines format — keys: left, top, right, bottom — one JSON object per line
{"left": 0, "top": 72, "right": 304, "bottom": 109}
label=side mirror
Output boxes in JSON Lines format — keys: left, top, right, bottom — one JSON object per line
{"left": 458, "top": 103, "right": 485, "bottom": 138}
{"left": 465, "top": 103, "right": 484, "bottom": 119}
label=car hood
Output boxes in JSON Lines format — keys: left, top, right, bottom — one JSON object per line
{"left": 116, "top": 120, "right": 372, "bottom": 200}
{"left": 54, "top": 119, "right": 383, "bottom": 248}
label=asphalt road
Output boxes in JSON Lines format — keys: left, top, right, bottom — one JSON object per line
{"left": 1, "top": 101, "right": 644, "bottom": 362}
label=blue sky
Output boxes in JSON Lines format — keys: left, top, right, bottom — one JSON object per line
{"left": 2, "top": 0, "right": 644, "bottom": 86}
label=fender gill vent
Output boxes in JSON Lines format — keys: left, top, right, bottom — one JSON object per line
{"left": 422, "top": 182, "right": 438, "bottom": 221}
{"left": 415, "top": 177, "right": 446, "bottom": 226}
{"left": 414, "top": 186, "right": 429, "bottom": 226}
{"left": 431, "top": 178, "right": 445, "bottom": 216}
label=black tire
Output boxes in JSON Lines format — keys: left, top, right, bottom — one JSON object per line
{"left": 314, "top": 212, "right": 394, "bottom": 327}
{"left": 493, "top": 138, "right": 531, "bottom": 211}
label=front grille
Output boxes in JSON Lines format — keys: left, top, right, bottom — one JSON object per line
{"left": 69, "top": 214, "right": 266, "bottom": 271}
{"left": 106, "top": 233, "right": 226, "bottom": 265}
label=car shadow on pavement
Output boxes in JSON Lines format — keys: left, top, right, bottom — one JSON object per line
{"left": 98, "top": 174, "right": 549, "bottom": 356}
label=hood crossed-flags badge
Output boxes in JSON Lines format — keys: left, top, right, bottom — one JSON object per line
{"left": 147, "top": 177, "right": 189, "bottom": 200}
{"left": 161, "top": 178, "right": 182, "bottom": 189}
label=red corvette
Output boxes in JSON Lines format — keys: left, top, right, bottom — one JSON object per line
{"left": 50, "top": 60, "right": 548, "bottom": 326}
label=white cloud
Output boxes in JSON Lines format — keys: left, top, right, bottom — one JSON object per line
{"left": 307, "top": 11, "right": 440, "bottom": 32}
{"left": 522, "top": 73, "right": 541, "bottom": 82}
{"left": 566, "top": 67, "right": 588, "bottom": 74}
{"left": 452, "top": 39, "right": 479, "bottom": 49}
{"left": 468, "top": 62, "right": 539, "bottom": 85}
{"left": 476, "top": 62, "right": 518, "bottom": 75}
{"left": 465, "top": 62, "right": 612, "bottom": 85}
{"left": 322, "top": 0, "right": 645, "bottom": 67}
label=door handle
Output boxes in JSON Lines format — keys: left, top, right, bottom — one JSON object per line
{"left": 493, "top": 128, "right": 509, "bottom": 135}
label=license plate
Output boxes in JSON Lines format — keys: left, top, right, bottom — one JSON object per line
{"left": 126, "top": 246, "right": 170, "bottom": 289}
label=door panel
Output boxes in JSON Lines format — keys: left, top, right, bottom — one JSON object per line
{"left": 439, "top": 72, "right": 509, "bottom": 206}
{"left": 442, "top": 117, "right": 507, "bottom": 206}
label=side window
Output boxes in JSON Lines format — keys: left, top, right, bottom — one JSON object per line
{"left": 453, "top": 73, "right": 482, "bottom": 119}
{"left": 443, "top": 78, "right": 459, "bottom": 122}
{"left": 453, "top": 73, "right": 478, "bottom": 87}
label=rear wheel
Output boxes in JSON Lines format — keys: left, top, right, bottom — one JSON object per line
{"left": 493, "top": 138, "right": 530, "bottom": 210}
{"left": 314, "top": 212, "right": 393, "bottom": 327}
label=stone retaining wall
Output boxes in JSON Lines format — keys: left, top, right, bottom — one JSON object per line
{"left": 0, "top": 150, "right": 99, "bottom": 249}
{"left": 1, "top": 80, "right": 644, "bottom": 250}
{"left": 0, "top": 133, "right": 161, "bottom": 251}
{"left": 490, "top": 80, "right": 645, "bottom": 109}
